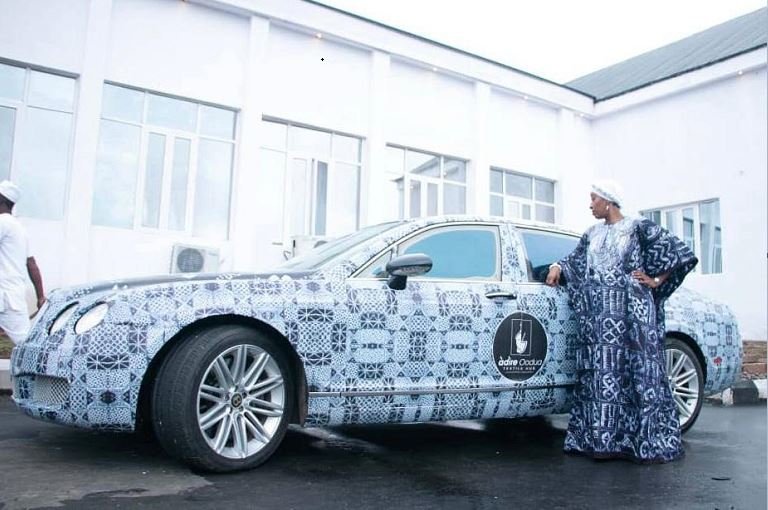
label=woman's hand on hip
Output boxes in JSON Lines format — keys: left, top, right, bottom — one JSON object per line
{"left": 631, "top": 270, "right": 662, "bottom": 288}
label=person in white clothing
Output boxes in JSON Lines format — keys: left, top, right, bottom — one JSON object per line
{"left": 0, "top": 180, "right": 45, "bottom": 345}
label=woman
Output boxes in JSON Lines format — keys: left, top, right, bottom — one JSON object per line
{"left": 546, "top": 180, "right": 697, "bottom": 463}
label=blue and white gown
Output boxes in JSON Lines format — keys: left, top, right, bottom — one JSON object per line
{"left": 559, "top": 217, "right": 697, "bottom": 463}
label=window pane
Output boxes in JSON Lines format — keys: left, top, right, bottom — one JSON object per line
{"left": 522, "top": 204, "right": 532, "bottom": 220}
{"left": 699, "top": 201, "right": 721, "bottom": 274}
{"left": 409, "top": 180, "right": 421, "bottom": 218}
{"left": 682, "top": 207, "right": 695, "bottom": 255}
{"left": 535, "top": 179, "right": 555, "bottom": 203}
{"left": 169, "top": 138, "right": 191, "bottom": 231}
{"left": 289, "top": 158, "right": 310, "bottom": 236}
{"left": 27, "top": 71, "right": 75, "bottom": 112}
{"left": 314, "top": 161, "right": 328, "bottom": 236}
{"left": 289, "top": 126, "right": 330, "bottom": 158}
{"left": 505, "top": 199, "right": 521, "bottom": 219}
{"left": 102, "top": 84, "right": 144, "bottom": 123}
{"left": 146, "top": 93, "right": 197, "bottom": 132}
{"left": 326, "top": 162, "right": 359, "bottom": 236}
{"left": 397, "top": 180, "right": 404, "bottom": 220}
{"left": 664, "top": 210, "right": 679, "bottom": 236}
{"left": 490, "top": 195, "right": 503, "bottom": 216}
{"left": 443, "top": 183, "right": 466, "bottom": 214}
{"left": 0, "top": 106, "right": 15, "bottom": 180}
{"left": 142, "top": 133, "right": 165, "bottom": 228}
{"left": 0, "top": 63, "right": 25, "bottom": 101}
{"left": 386, "top": 146, "right": 405, "bottom": 176}
{"left": 193, "top": 140, "right": 233, "bottom": 239}
{"left": 93, "top": 121, "right": 141, "bottom": 227}
{"left": 490, "top": 169, "right": 503, "bottom": 193}
{"left": 505, "top": 173, "right": 532, "bottom": 199}
{"left": 407, "top": 150, "right": 439, "bottom": 177}
{"left": 651, "top": 211, "right": 661, "bottom": 224}
{"left": 403, "top": 227, "right": 498, "bottom": 279}
{"left": 14, "top": 108, "right": 71, "bottom": 219}
{"left": 200, "top": 105, "right": 235, "bottom": 139}
{"left": 520, "top": 230, "right": 579, "bottom": 282}
{"left": 427, "top": 182, "right": 438, "bottom": 216}
{"left": 333, "top": 134, "right": 361, "bottom": 162}
{"left": 443, "top": 158, "right": 466, "bottom": 183}
{"left": 535, "top": 204, "right": 555, "bottom": 223}
{"left": 260, "top": 121, "right": 287, "bottom": 150}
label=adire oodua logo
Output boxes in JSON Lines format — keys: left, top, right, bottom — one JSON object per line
{"left": 493, "top": 312, "right": 548, "bottom": 381}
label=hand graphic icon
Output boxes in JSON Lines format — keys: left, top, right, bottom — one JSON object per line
{"left": 515, "top": 330, "right": 528, "bottom": 354}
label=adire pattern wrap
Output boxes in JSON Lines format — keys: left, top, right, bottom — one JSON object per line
{"left": 11, "top": 216, "right": 740, "bottom": 433}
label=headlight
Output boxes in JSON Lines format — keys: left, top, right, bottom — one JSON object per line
{"left": 49, "top": 303, "right": 79, "bottom": 335}
{"left": 74, "top": 303, "right": 110, "bottom": 335}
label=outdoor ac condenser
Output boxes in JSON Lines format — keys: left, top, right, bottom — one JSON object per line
{"left": 170, "top": 244, "right": 221, "bottom": 274}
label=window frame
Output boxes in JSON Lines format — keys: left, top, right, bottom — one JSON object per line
{"left": 353, "top": 222, "right": 502, "bottom": 282}
{"left": 95, "top": 83, "right": 237, "bottom": 239}
{"left": 517, "top": 226, "right": 580, "bottom": 284}
{"left": 0, "top": 61, "right": 77, "bottom": 220}
{"left": 641, "top": 199, "right": 722, "bottom": 275}
{"left": 490, "top": 167, "right": 556, "bottom": 223}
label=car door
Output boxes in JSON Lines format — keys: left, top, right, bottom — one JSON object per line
{"left": 514, "top": 227, "right": 581, "bottom": 410}
{"left": 345, "top": 222, "right": 526, "bottom": 423}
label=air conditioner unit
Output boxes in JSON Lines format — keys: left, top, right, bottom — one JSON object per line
{"left": 170, "top": 244, "right": 221, "bottom": 274}
{"left": 289, "top": 235, "right": 330, "bottom": 258}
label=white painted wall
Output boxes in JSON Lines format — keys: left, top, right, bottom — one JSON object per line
{"left": 593, "top": 65, "right": 768, "bottom": 339}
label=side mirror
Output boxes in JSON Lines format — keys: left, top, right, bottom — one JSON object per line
{"left": 385, "top": 253, "right": 433, "bottom": 290}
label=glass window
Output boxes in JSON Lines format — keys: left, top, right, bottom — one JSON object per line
{"left": 505, "top": 173, "right": 532, "bottom": 199}
{"left": 490, "top": 169, "right": 503, "bottom": 194}
{"left": 333, "top": 134, "right": 361, "bottom": 162}
{"left": 314, "top": 161, "right": 329, "bottom": 236}
{"left": 535, "top": 204, "right": 555, "bottom": 223}
{"left": 682, "top": 207, "right": 695, "bottom": 254}
{"left": 0, "top": 106, "right": 14, "bottom": 180}
{"left": 193, "top": 139, "right": 233, "bottom": 239}
{"left": 427, "top": 182, "right": 438, "bottom": 216}
{"left": 0, "top": 63, "right": 25, "bottom": 101}
{"left": 443, "top": 158, "right": 466, "bottom": 183}
{"left": 407, "top": 150, "right": 440, "bottom": 177}
{"left": 13, "top": 108, "right": 72, "bottom": 219}
{"left": 28, "top": 71, "right": 75, "bottom": 112}
{"left": 490, "top": 195, "right": 503, "bottom": 216}
{"left": 385, "top": 146, "right": 405, "bottom": 175}
{"left": 146, "top": 93, "right": 197, "bottom": 131}
{"left": 401, "top": 226, "right": 499, "bottom": 280}
{"left": 169, "top": 138, "right": 191, "bottom": 231}
{"left": 102, "top": 84, "right": 144, "bottom": 123}
{"left": 289, "top": 126, "right": 330, "bottom": 158}
{"left": 520, "top": 229, "right": 579, "bottom": 282}
{"left": 699, "top": 200, "right": 721, "bottom": 274}
{"left": 261, "top": 121, "right": 287, "bottom": 151}
{"left": 535, "top": 180, "right": 555, "bottom": 203}
{"left": 325, "top": 162, "right": 359, "bottom": 236}
{"left": 444, "top": 183, "right": 466, "bottom": 214}
{"left": 200, "top": 105, "right": 235, "bottom": 139}
{"left": 665, "top": 210, "right": 679, "bottom": 236}
{"left": 92, "top": 120, "right": 141, "bottom": 228}
{"left": 409, "top": 180, "right": 421, "bottom": 218}
{"left": 142, "top": 133, "right": 166, "bottom": 228}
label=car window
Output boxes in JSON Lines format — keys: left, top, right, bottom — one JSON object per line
{"left": 398, "top": 225, "right": 500, "bottom": 280}
{"left": 519, "top": 229, "right": 579, "bottom": 282}
{"left": 357, "top": 249, "right": 393, "bottom": 278}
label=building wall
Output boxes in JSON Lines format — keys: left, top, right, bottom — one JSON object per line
{"left": 593, "top": 66, "right": 768, "bottom": 339}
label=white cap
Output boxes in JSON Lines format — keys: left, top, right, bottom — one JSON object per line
{"left": 591, "top": 179, "right": 624, "bottom": 208}
{"left": 0, "top": 180, "right": 20, "bottom": 204}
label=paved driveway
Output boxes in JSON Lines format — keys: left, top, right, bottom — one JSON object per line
{"left": 0, "top": 396, "right": 765, "bottom": 510}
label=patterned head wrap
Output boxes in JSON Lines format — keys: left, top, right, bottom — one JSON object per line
{"left": 591, "top": 179, "right": 624, "bottom": 208}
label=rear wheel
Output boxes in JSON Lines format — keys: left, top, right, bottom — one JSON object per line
{"left": 152, "top": 326, "right": 294, "bottom": 472}
{"left": 664, "top": 337, "right": 704, "bottom": 433}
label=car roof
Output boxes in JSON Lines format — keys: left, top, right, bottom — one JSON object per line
{"left": 388, "top": 215, "right": 582, "bottom": 238}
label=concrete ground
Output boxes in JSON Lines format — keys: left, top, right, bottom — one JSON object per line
{"left": 0, "top": 396, "right": 765, "bottom": 510}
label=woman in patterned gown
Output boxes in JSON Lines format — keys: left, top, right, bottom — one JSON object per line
{"left": 546, "top": 180, "right": 697, "bottom": 463}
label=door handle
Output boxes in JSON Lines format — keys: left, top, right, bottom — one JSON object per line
{"left": 485, "top": 290, "right": 518, "bottom": 300}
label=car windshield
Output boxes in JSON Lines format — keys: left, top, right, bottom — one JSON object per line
{"left": 279, "top": 221, "right": 404, "bottom": 271}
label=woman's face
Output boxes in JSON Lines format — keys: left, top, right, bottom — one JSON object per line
{"left": 590, "top": 192, "right": 610, "bottom": 219}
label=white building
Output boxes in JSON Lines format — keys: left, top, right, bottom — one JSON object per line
{"left": 0, "top": 1, "right": 765, "bottom": 339}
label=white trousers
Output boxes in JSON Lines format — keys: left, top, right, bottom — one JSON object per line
{"left": 0, "top": 309, "right": 30, "bottom": 345}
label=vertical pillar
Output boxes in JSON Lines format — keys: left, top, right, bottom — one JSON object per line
{"left": 362, "top": 50, "right": 392, "bottom": 226}
{"left": 61, "top": 0, "right": 113, "bottom": 285}
{"left": 471, "top": 82, "right": 491, "bottom": 215}
{"left": 230, "top": 16, "right": 270, "bottom": 271}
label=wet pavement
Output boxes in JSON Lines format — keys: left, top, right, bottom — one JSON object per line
{"left": 0, "top": 395, "right": 765, "bottom": 510}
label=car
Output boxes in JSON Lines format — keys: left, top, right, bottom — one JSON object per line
{"left": 11, "top": 216, "right": 742, "bottom": 472}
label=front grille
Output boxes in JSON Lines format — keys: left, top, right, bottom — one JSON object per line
{"left": 32, "top": 376, "right": 70, "bottom": 405}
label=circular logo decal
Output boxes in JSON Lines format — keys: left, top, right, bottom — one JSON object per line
{"left": 493, "top": 312, "right": 548, "bottom": 381}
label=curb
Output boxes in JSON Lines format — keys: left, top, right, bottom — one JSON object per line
{"left": 0, "top": 359, "right": 10, "bottom": 395}
{"left": 707, "top": 379, "right": 767, "bottom": 406}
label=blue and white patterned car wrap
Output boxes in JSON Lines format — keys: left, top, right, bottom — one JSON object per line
{"left": 10, "top": 216, "right": 741, "bottom": 431}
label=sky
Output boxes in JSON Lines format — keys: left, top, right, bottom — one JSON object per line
{"left": 313, "top": 0, "right": 766, "bottom": 83}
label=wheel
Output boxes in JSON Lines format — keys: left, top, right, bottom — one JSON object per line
{"left": 664, "top": 337, "right": 704, "bottom": 433}
{"left": 152, "top": 326, "right": 294, "bottom": 472}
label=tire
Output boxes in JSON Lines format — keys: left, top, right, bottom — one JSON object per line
{"left": 664, "top": 337, "right": 704, "bottom": 433}
{"left": 152, "top": 325, "right": 294, "bottom": 472}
